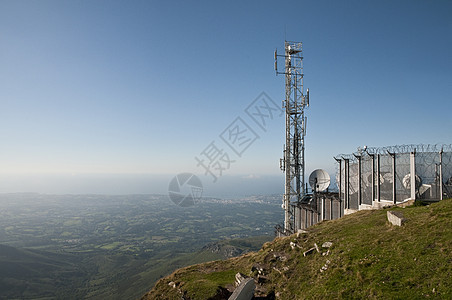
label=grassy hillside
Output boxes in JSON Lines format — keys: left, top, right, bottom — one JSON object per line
{"left": 0, "top": 244, "right": 87, "bottom": 299}
{"left": 143, "top": 199, "right": 452, "bottom": 299}
{"left": 118, "top": 235, "right": 273, "bottom": 298}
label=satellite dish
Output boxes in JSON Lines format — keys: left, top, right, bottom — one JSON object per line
{"left": 309, "top": 169, "right": 330, "bottom": 192}
{"left": 402, "top": 173, "right": 422, "bottom": 189}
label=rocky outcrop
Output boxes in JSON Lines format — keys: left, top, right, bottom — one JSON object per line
{"left": 387, "top": 211, "right": 406, "bottom": 226}
{"left": 202, "top": 243, "right": 243, "bottom": 258}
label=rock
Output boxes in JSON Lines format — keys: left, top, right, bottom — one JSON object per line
{"left": 319, "top": 260, "right": 331, "bottom": 273}
{"left": 290, "top": 241, "right": 302, "bottom": 250}
{"left": 202, "top": 242, "right": 243, "bottom": 258}
{"left": 251, "top": 264, "right": 265, "bottom": 276}
{"left": 297, "top": 229, "right": 308, "bottom": 237}
{"left": 235, "top": 272, "right": 249, "bottom": 286}
{"left": 398, "top": 199, "right": 415, "bottom": 208}
{"left": 257, "top": 275, "right": 268, "bottom": 284}
{"left": 387, "top": 211, "right": 406, "bottom": 226}
{"left": 322, "top": 241, "right": 333, "bottom": 248}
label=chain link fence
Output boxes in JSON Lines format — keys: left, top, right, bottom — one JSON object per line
{"left": 278, "top": 144, "right": 452, "bottom": 234}
{"left": 335, "top": 144, "right": 452, "bottom": 210}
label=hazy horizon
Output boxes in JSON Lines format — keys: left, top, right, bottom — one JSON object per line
{"left": 0, "top": 172, "right": 291, "bottom": 198}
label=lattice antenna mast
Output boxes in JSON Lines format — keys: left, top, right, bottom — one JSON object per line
{"left": 275, "top": 41, "right": 309, "bottom": 233}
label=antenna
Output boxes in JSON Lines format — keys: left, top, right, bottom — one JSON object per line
{"left": 274, "top": 49, "right": 278, "bottom": 74}
{"left": 303, "top": 116, "right": 307, "bottom": 136}
{"left": 275, "top": 40, "right": 310, "bottom": 234}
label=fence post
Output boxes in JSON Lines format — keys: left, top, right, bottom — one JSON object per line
{"left": 320, "top": 196, "right": 324, "bottom": 221}
{"left": 368, "top": 153, "right": 375, "bottom": 203}
{"left": 294, "top": 206, "right": 299, "bottom": 230}
{"left": 354, "top": 154, "right": 362, "bottom": 206}
{"left": 440, "top": 149, "right": 443, "bottom": 200}
{"left": 344, "top": 158, "right": 350, "bottom": 209}
{"left": 334, "top": 157, "right": 342, "bottom": 217}
{"left": 377, "top": 154, "right": 381, "bottom": 202}
{"left": 339, "top": 159, "right": 342, "bottom": 216}
{"left": 410, "top": 151, "right": 416, "bottom": 200}
{"left": 388, "top": 151, "right": 396, "bottom": 204}
{"left": 330, "top": 197, "right": 333, "bottom": 220}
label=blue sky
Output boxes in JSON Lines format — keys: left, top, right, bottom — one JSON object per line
{"left": 1, "top": 0, "right": 451, "bottom": 195}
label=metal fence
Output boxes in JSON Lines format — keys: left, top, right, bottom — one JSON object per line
{"left": 291, "top": 192, "right": 341, "bottom": 231}
{"left": 335, "top": 144, "right": 452, "bottom": 212}
{"left": 277, "top": 144, "right": 452, "bottom": 234}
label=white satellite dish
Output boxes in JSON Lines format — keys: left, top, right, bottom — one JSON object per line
{"left": 402, "top": 173, "right": 422, "bottom": 189}
{"left": 309, "top": 169, "right": 331, "bottom": 192}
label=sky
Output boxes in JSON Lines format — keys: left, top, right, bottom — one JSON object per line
{"left": 1, "top": 0, "right": 451, "bottom": 196}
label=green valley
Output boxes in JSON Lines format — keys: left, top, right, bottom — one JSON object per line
{"left": 0, "top": 193, "right": 281, "bottom": 299}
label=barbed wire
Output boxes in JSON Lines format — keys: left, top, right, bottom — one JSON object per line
{"left": 334, "top": 143, "right": 452, "bottom": 201}
{"left": 334, "top": 144, "right": 452, "bottom": 162}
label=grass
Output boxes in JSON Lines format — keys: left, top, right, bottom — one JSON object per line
{"left": 144, "top": 199, "right": 452, "bottom": 299}
{"left": 182, "top": 269, "right": 238, "bottom": 298}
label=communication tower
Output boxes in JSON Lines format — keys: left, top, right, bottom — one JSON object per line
{"left": 275, "top": 41, "right": 309, "bottom": 234}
